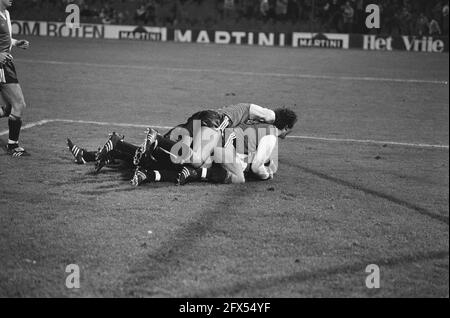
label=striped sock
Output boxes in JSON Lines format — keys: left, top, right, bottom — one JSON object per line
{"left": 71, "top": 145, "right": 82, "bottom": 157}
{"left": 105, "top": 139, "right": 114, "bottom": 152}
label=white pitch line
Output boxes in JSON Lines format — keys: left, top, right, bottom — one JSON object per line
{"left": 16, "top": 58, "right": 449, "bottom": 85}
{"left": 53, "top": 118, "right": 171, "bottom": 130}
{"left": 287, "top": 135, "right": 450, "bottom": 149}
{"left": 0, "top": 119, "right": 52, "bottom": 137}
{"left": 2, "top": 118, "right": 448, "bottom": 150}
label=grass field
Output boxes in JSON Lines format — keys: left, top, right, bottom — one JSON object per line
{"left": 0, "top": 36, "right": 448, "bottom": 298}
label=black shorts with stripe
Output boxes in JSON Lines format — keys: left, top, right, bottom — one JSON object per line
{"left": 0, "top": 60, "right": 19, "bottom": 84}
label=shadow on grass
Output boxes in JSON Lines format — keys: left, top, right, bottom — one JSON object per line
{"left": 188, "top": 249, "right": 449, "bottom": 297}
{"left": 120, "top": 185, "right": 245, "bottom": 297}
{"left": 284, "top": 160, "right": 449, "bottom": 226}
{"left": 71, "top": 163, "right": 185, "bottom": 195}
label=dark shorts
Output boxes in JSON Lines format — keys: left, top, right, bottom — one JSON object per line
{"left": 0, "top": 60, "right": 19, "bottom": 85}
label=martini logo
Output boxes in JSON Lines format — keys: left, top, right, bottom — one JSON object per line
{"left": 292, "top": 33, "right": 349, "bottom": 49}
{"left": 119, "top": 26, "right": 162, "bottom": 41}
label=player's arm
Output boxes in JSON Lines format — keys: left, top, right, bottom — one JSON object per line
{"left": 249, "top": 104, "right": 276, "bottom": 123}
{"left": 251, "top": 135, "right": 278, "bottom": 180}
{"left": 12, "top": 39, "right": 30, "bottom": 50}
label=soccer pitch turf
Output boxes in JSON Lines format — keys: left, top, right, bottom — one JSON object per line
{"left": 0, "top": 37, "right": 448, "bottom": 297}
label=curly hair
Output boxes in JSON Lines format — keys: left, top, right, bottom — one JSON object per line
{"left": 273, "top": 108, "right": 298, "bottom": 130}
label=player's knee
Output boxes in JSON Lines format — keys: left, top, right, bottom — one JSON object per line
{"left": 11, "top": 100, "right": 26, "bottom": 117}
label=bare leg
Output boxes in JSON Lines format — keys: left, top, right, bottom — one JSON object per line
{"left": 1, "top": 84, "right": 27, "bottom": 147}
{"left": 0, "top": 92, "right": 11, "bottom": 117}
{"left": 213, "top": 147, "right": 245, "bottom": 184}
{"left": 1, "top": 84, "right": 26, "bottom": 117}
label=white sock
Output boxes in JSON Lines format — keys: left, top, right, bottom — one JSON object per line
{"left": 8, "top": 139, "right": 18, "bottom": 145}
{"left": 201, "top": 168, "right": 207, "bottom": 180}
{"left": 154, "top": 171, "right": 161, "bottom": 182}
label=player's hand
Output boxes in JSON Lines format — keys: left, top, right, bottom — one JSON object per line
{"left": 0, "top": 52, "right": 13, "bottom": 65}
{"left": 15, "top": 40, "right": 30, "bottom": 50}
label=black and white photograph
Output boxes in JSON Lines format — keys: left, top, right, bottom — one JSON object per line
{"left": 0, "top": 0, "right": 448, "bottom": 301}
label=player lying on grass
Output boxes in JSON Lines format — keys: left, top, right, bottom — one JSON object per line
{"left": 67, "top": 128, "right": 184, "bottom": 183}
{"left": 67, "top": 108, "right": 297, "bottom": 186}
{"left": 164, "top": 103, "right": 295, "bottom": 169}
{"left": 157, "top": 120, "right": 295, "bottom": 186}
{"left": 180, "top": 107, "right": 296, "bottom": 185}
{"left": 67, "top": 124, "right": 273, "bottom": 186}
{"left": 135, "top": 107, "right": 297, "bottom": 185}
{"left": 68, "top": 128, "right": 237, "bottom": 185}
{"left": 68, "top": 128, "right": 212, "bottom": 184}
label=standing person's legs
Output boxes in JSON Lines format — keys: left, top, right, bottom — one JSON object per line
{"left": 1, "top": 83, "right": 27, "bottom": 155}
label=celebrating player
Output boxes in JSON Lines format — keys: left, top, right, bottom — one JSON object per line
{"left": 133, "top": 108, "right": 297, "bottom": 186}
{"left": 175, "top": 111, "right": 297, "bottom": 185}
{"left": 187, "top": 103, "right": 276, "bottom": 169}
{"left": 66, "top": 105, "right": 297, "bottom": 186}
{"left": 0, "top": 0, "right": 30, "bottom": 157}
{"left": 137, "top": 103, "right": 295, "bottom": 169}
{"left": 67, "top": 123, "right": 281, "bottom": 187}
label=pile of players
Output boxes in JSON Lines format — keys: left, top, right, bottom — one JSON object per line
{"left": 67, "top": 103, "right": 297, "bottom": 186}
